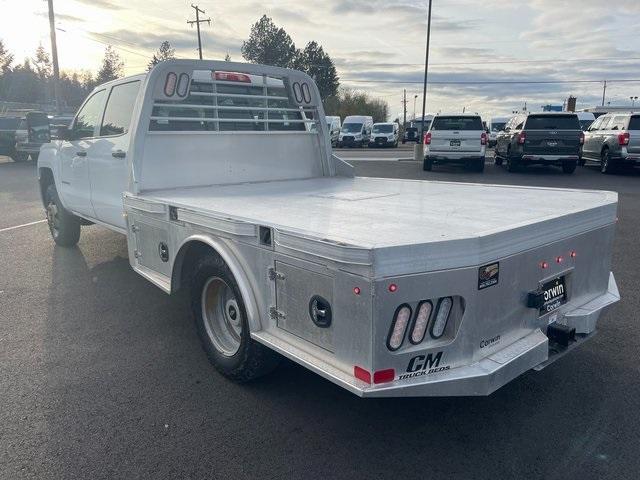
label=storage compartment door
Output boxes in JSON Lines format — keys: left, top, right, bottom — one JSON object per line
{"left": 275, "top": 261, "right": 334, "bottom": 352}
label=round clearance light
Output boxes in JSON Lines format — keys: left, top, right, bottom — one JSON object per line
{"left": 431, "top": 297, "right": 452, "bottom": 339}
{"left": 176, "top": 72, "right": 190, "bottom": 97}
{"left": 387, "top": 304, "right": 411, "bottom": 351}
{"left": 353, "top": 287, "right": 361, "bottom": 295}
{"left": 388, "top": 284, "right": 398, "bottom": 293}
{"left": 540, "top": 261, "right": 549, "bottom": 269}
{"left": 164, "top": 72, "right": 177, "bottom": 97}
{"left": 556, "top": 256, "right": 564, "bottom": 264}
{"left": 410, "top": 301, "right": 433, "bottom": 344}
{"left": 570, "top": 251, "right": 577, "bottom": 258}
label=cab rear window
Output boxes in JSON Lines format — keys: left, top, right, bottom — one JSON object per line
{"left": 524, "top": 115, "right": 580, "bottom": 130}
{"left": 431, "top": 116, "right": 483, "bottom": 131}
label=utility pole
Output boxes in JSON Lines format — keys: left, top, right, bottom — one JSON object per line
{"left": 47, "top": 0, "right": 62, "bottom": 114}
{"left": 187, "top": 4, "right": 211, "bottom": 60}
{"left": 415, "top": 0, "right": 432, "bottom": 162}
{"left": 419, "top": 0, "right": 433, "bottom": 143}
{"left": 601, "top": 80, "right": 607, "bottom": 107}
{"left": 402, "top": 89, "right": 407, "bottom": 143}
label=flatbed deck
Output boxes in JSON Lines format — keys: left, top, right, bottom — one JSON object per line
{"left": 139, "top": 177, "right": 617, "bottom": 276}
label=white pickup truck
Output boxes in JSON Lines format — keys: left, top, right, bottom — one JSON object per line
{"left": 37, "top": 60, "right": 620, "bottom": 397}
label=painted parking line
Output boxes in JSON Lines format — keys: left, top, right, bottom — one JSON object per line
{"left": 0, "top": 219, "right": 46, "bottom": 233}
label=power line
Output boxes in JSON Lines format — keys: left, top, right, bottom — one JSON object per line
{"left": 341, "top": 78, "right": 640, "bottom": 85}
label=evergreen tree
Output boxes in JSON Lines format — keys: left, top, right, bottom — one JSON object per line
{"left": 241, "top": 15, "right": 297, "bottom": 68}
{"left": 33, "top": 44, "right": 52, "bottom": 80}
{"left": 96, "top": 45, "right": 123, "bottom": 84}
{"left": 147, "top": 41, "right": 176, "bottom": 70}
{"left": 0, "top": 39, "right": 13, "bottom": 73}
{"left": 294, "top": 41, "right": 339, "bottom": 100}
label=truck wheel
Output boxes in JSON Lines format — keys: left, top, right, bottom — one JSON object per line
{"left": 506, "top": 151, "right": 519, "bottom": 172}
{"left": 562, "top": 160, "right": 577, "bottom": 174}
{"left": 45, "top": 184, "right": 80, "bottom": 247}
{"left": 494, "top": 152, "right": 503, "bottom": 166}
{"left": 423, "top": 156, "right": 433, "bottom": 171}
{"left": 600, "top": 148, "right": 614, "bottom": 174}
{"left": 475, "top": 157, "right": 485, "bottom": 172}
{"left": 191, "top": 255, "right": 280, "bottom": 382}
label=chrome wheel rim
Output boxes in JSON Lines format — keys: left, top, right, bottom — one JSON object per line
{"left": 201, "top": 277, "right": 242, "bottom": 356}
{"left": 46, "top": 201, "right": 59, "bottom": 239}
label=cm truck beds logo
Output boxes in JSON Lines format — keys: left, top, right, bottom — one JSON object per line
{"left": 398, "top": 352, "right": 449, "bottom": 380}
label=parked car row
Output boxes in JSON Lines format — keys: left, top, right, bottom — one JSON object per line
{"left": 419, "top": 110, "right": 640, "bottom": 176}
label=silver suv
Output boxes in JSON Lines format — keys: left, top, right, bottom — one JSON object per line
{"left": 582, "top": 112, "right": 640, "bottom": 173}
{"left": 423, "top": 114, "right": 486, "bottom": 172}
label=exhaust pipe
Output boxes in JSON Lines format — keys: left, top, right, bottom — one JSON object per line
{"left": 547, "top": 323, "right": 576, "bottom": 347}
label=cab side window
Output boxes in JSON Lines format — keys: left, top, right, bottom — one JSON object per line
{"left": 588, "top": 116, "right": 603, "bottom": 131}
{"left": 598, "top": 116, "right": 612, "bottom": 130}
{"left": 610, "top": 116, "right": 627, "bottom": 131}
{"left": 72, "top": 90, "right": 106, "bottom": 139}
{"left": 100, "top": 81, "right": 141, "bottom": 136}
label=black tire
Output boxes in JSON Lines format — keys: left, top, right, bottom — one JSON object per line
{"left": 562, "top": 160, "right": 577, "bottom": 174}
{"left": 45, "top": 184, "right": 80, "bottom": 247}
{"left": 191, "top": 255, "right": 280, "bottom": 382}
{"left": 423, "top": 156, "right": 433, "bottom": 171}
{"left": 600, "top": 148, "right": 614, "bottom": 174}
{"left": 506, "top": 151, "right": 519, "bottom": 172}
{"left": 475, "top": 157, "right": 485, "bottom": 172}
{"left": 494, "top": 155, "right": 503, "bottom": 166}
{"left": 578, "top": 157, "right": 586, "bottom": 166}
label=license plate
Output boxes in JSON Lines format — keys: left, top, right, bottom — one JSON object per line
{"left": 450, "top": 139, "right": 461, "bottom": 147}
{"left": 539, "top": 276, "right": 567, "bottom": 315}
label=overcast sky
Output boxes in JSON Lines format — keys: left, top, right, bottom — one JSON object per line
{"left": 3, "top": 0, "right": 640, "bottom": 119}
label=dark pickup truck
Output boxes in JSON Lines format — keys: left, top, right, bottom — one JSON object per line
{"left": 495, "top": 113, "right": 583, "bottom": 174}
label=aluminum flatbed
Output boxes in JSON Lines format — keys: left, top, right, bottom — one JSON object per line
{"left": 138, "top": 176, "right": 617, "bottom": 276}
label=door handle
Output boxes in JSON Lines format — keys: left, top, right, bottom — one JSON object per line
{"left": 112, "top": 150, "right": 126, "bottom": 158}
{"left": 76, "top": 151, "right": 87, "bottom": 157}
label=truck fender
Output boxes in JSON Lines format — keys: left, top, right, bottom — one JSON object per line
{"left": 171, "top": 234, "right": 262, "bottom": 333}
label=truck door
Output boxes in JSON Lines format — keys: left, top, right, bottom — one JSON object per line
{"left": 89, "top": 80, "right": 141, "bottom": 229}
{"left": 59, "top": 89, "right": 106, "bottom": 218}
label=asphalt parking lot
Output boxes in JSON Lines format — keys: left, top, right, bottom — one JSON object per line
{"left": 1, "top": 153, "right": 639, "bottom": 480}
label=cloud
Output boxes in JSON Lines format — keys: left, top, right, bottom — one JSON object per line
{"left": 73, "top": 0, "right": 124, "bottom": 10}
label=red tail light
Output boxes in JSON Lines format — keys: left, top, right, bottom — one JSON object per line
{"left": 579, "top": 132, "right": 585, "bottom": 145}
{"left": 354, "top": 366, "right": 371, "bottom": 384}
{"left": 214, "top": 71, "right": 251, "bottom": 83}
{"left": 618, "top": 132, "right": 630, "bottom": 146}
{"left": 424, "top": 132, "right": 432, "bottom": 145}
{"left": 517, "top": 131, "right": 526, "bottom": 145}
{"left": 373, "top": 369, "right": 395, "bottom": 384}
{"left": 481, "top": 132, "right": 487, "bottom": 145}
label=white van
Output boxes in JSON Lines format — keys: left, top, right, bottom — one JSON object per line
{"left": 339, "top": 115, "right": 373, "bottom": 147}
{"left": 369, "top": 122, "right": 399, "bottom": 148}
{"left": 326, "top": 115, "right": 341, "bottom": 147}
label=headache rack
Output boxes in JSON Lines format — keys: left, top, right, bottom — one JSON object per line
{"left": 149, "top": 69, "right": 319, "bottom": 133}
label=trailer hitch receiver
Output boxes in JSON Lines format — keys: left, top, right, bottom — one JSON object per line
{"left": 547, "top": 323, "right": 576, "bottom": 347}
